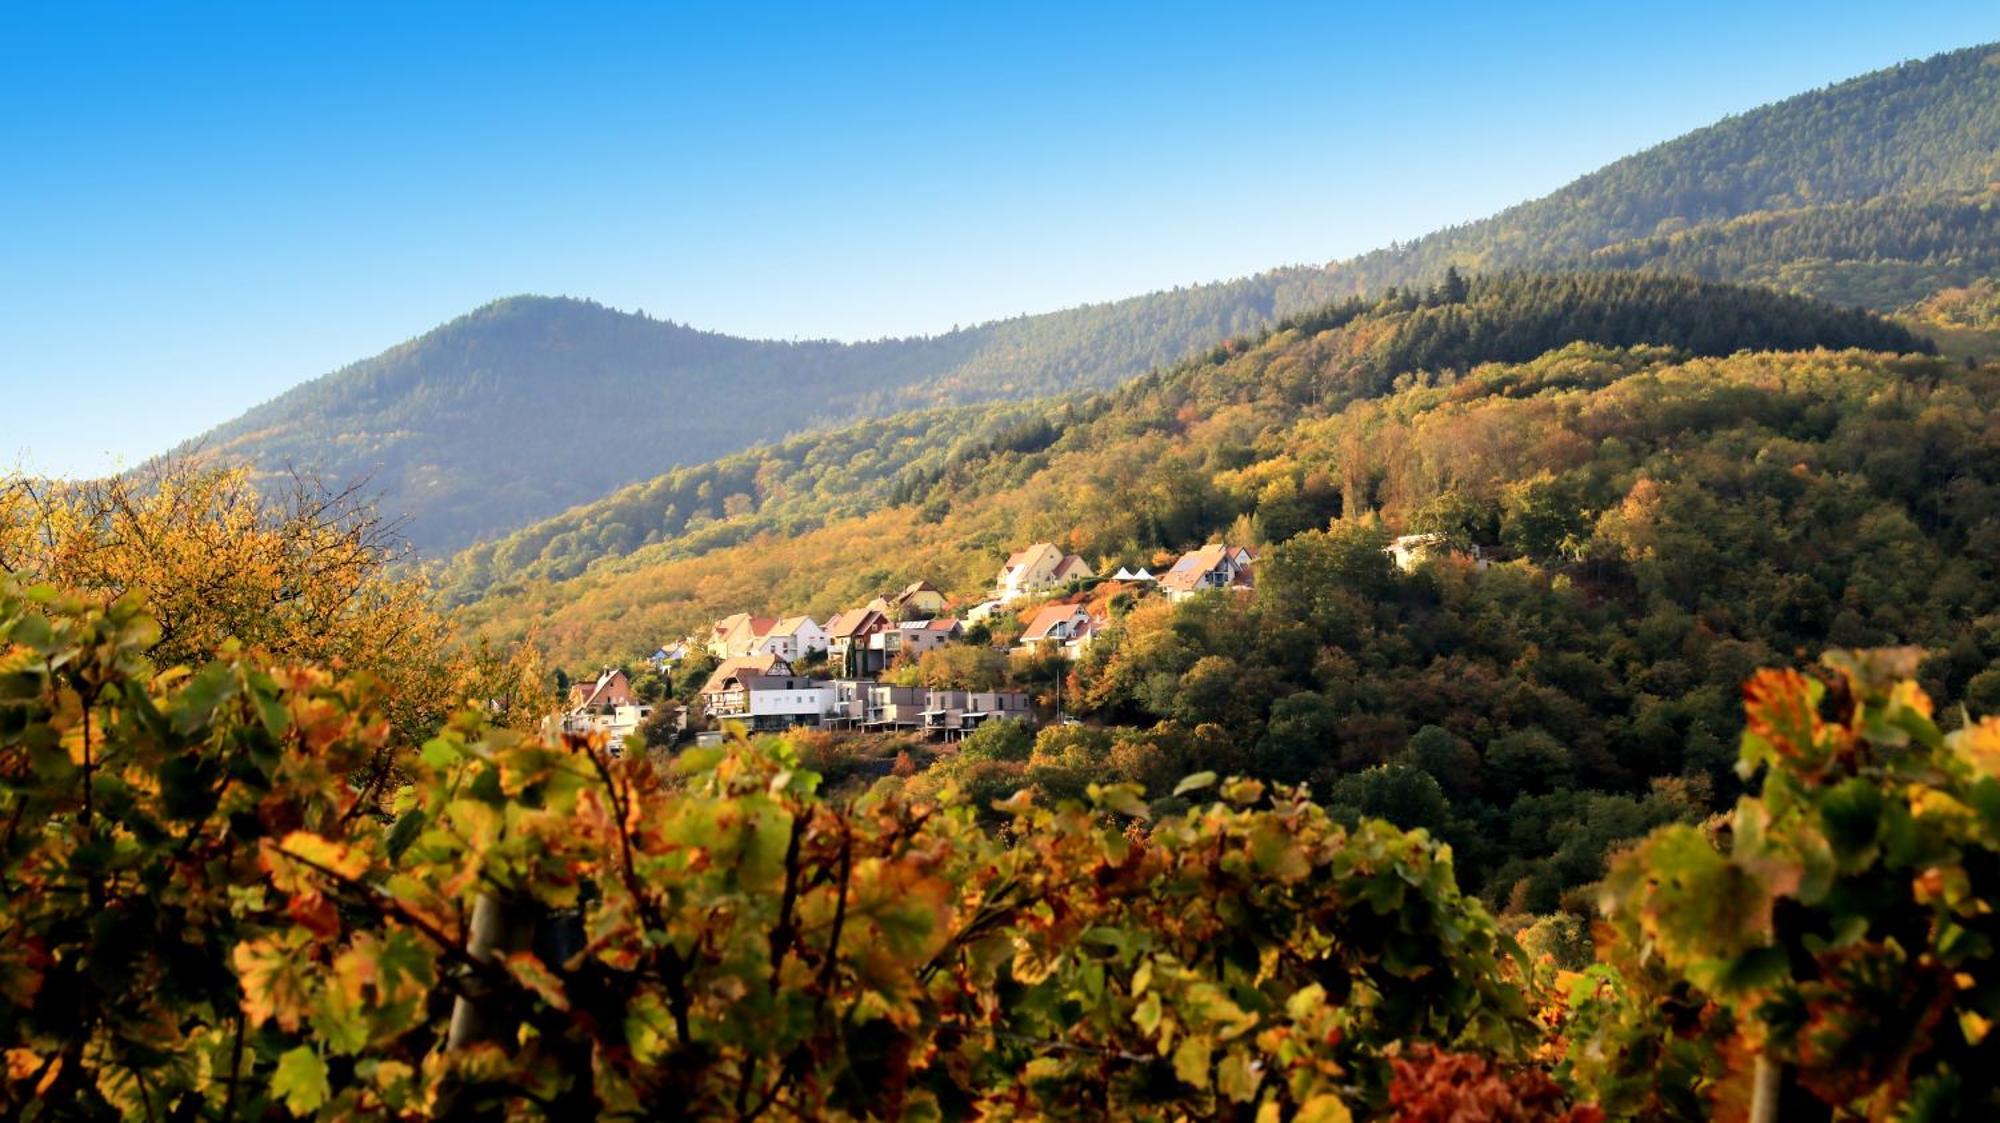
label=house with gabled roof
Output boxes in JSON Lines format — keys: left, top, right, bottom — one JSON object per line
{"left": 889, "top": 580, "right": 949, "bottom": 620}
{"left": 698, "top": 653, "right": 795, "bottom": 699}
{"left": 1159, "top": 544, "right": 1256, "bottom": 602}
{"left": 708, "top": 614, "right": 780, "bottom": 659}
{"left": 1014, "top": 603, "right": 1094, "bottom": 656}
{"left": 568, "top": 667, "right": 635, "bottom": 713}
{"left": 869, "top": 617, "right": 962, "bottom": 665}
{"left": 1064, "top": 613, "right": 1109, "bottom": 660}
{"left": 700, "top": 664, "right": 833, "bottom": 732}
{"left": 705, "top": 613, "right": 750, "bottom": 658}
{"left": 763, "top": 615, "right": 828, "bottom": 662}
{"left": 996, "top": 542, "right": 1094, "bottom": 603}
{"left": 647, "top": 640, "right": 693, "bottom": 671}
{"left": 824, "top": 607, "right": 892, "bottom": 676}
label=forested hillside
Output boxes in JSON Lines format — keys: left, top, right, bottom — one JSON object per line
{"left": 194, "top": 274, "right": 1347, "bottom": 553}
{"left": 192, "top": 44, "right": 1999, "bottom": 554}
{"left": 448, "top": 269, "right": 2000, "bottom": 912}
{"left": 1573, "top": 190, "right": 2000, "bottom": 309}
{"left": 442, "top": 272, "right": 1929, "bottom": 602}
{"left": 1328, "top": 44, "right": 2000, "bottom": 294}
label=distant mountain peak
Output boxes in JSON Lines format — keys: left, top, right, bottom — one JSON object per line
{"left": 179, "top": 41, "right": 2000, "bottom": 554}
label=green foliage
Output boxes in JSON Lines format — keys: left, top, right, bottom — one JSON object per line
{"left": 17, "top": 568, "right": 2000, "bottom": 1117}
{"left": 457, "top": 272, "right": 1940, "bottom": 670}
{"left": 1589, "top": 650, "right": 2000, "bottom": 1117}
{"left": 444, "top": 268, "right": 2000, "bottom": 917}
{"left": 1, "top": 580, "right": 1550, "bottom": 1119}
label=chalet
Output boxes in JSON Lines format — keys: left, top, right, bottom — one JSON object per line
{"left": 697, "top": 653, "right": 795, "bottom": 699}
{"left": 700, "top": 661, "right": 831, "bottom": 732}
{"left": 1159, "top": 544, "right": 1255, "bottom": 602}
{"left": 646, "top": 640, "right": 692, "bottom": 671}
{"left": 869, "top": 617, "right": 963, "bottom": 664}
{"left": 825, "top": 607, "right": 891, "bottom": 676}
{"left": 764, "top": 615, "right": 829, "bottom": 662}
{"left": 707, "top": 613, "right": 780, "bottom": 659}
{"left": 705, "top": 613, "right": 750, "bottom": 658}
{"left": 564, "top": 667, "right": 656, "bottom": 750}
{"left": 562, "top": 702, "right": 658, "bottom": 746}
{"left": 1015, "top": 604, "right": 1094, "bottom": 655}
{"left": 568, "top": 667, "right": 635, "bottom": 713}
{"left": 889, "top": 580, "right": 949, "bottom": 619}
{"left": 996, "top": 542, "right": 1094, "bottom": 603}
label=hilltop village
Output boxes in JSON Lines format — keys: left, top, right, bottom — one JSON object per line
{"left": 558, "top": 538, "right": 1285, "bottom": 748}
{"left": 557, "top": 535, "right": 1465, "bottom": 752}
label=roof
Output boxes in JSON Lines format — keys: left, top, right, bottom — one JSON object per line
{"left": 1020, "top": 603, "right": 1088, "bottom": 642}
{"left": 714, "top": 614, "right": 777, "bottom": 646}
{"left": 700, "top": 653, "right": 794, "bottom": 695}
{"left": 1050, "top": 554, "right": 1093, "bottom": 581}
{"left": 1160, "top": 544, "right": 1252, "bottom": 591}
{"left": 824, "top": 608, "right": 888, "bottom": 640}
{"left": 769, "top": 615, "right": 821, "bottom": 637}
{"left": 569, "top": 667, "right": 630, "bottom": 712}
{"left": 895, "top": 580, "right": 943, "bottom": 601}
{"left": 1002, "top": 542, "right": 1062, "bottom": 575}
{"left": 920, "top": 617, "right": 962, "bottom": 633}
{"left": 740, "top": 675, "right": 821, "bottom": 693}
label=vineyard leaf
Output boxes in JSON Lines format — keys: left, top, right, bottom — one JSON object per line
{"left": 273, "top": 1046, "right": 331, "bottom": 1115}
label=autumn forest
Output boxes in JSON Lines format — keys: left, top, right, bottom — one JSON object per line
{"left": 8, "top": 30, "right": 2000, "bottom": 1123}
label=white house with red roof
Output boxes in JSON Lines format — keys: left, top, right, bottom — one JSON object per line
{"left": 762, "top": 615, "right": 828, "bottom": 662}
{"left": 706, "top": 613, "right": 784, "bottom": 659}
{"left": 1014, "top": 603, "right": 1094, "bottom": 657}
{"left": 824, "top": 607, "right": 892, "bottom": 676}
{"left": 995, "top": 542, "right": 1094, "bottom": 603}
{"left": 1159, "top": 544, "right": 1256, "bottom": 602}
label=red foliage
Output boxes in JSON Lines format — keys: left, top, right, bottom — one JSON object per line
{"left": 1387, "top": 1045, "right": 1603, "bottom": 1123}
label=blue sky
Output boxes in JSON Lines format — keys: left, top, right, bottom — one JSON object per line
{"left": 3, "top": 1, "right": 1997, "bottom": 478}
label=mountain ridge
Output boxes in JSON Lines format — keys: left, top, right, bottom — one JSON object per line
{"left": 183, "top": 42, "right": 2000, "bottom": 553}
{"left": 443, "top": 270, "right": 1934, "bottom": 644}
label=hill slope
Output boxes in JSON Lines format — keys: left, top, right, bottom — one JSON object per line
{"left": 198, "top": 43, "right": 2000, "bottom": 552}
{"left": 198, "top": 274, "right": 1346, "bottom": 553}
{"left": 448, "top": 271, "right": 1935, "bottom": 653}
{"left": 451, "top": 275, "right": 2000, "bottom": 911}
{"left": 1334, "top": 44, "right": 2000, "bottom": 293}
